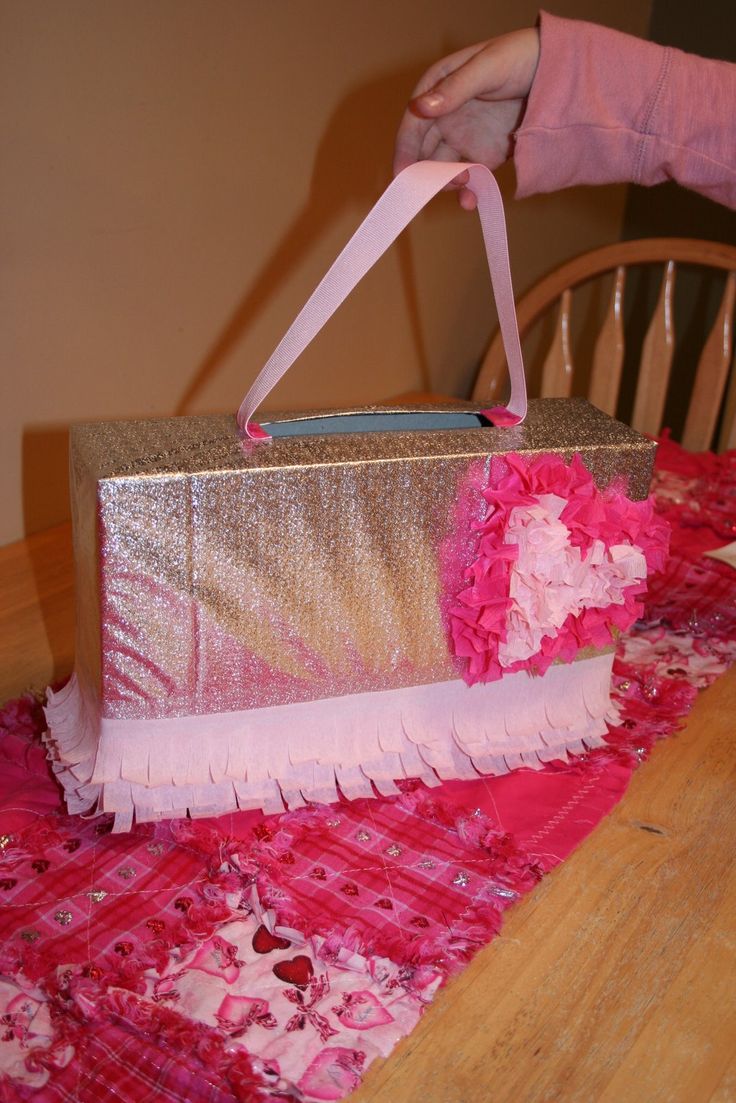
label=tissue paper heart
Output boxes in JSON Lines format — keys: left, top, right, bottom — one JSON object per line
{"left": 450, "top": 452, "right": 669, "bottom": 684}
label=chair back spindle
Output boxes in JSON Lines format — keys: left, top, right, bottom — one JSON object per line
{"left": 631, "top": 260, "right": 676, "bottom": 436}
{"left": 719, "top": 369, "right": 736, "bottom": 452}
{"left": 588, "top": 265, "right": 626, "bottom": 416}
{"left": 474, "top": 239, "right": 736, "bottom": 452}
{"left": 683, "top": 271, "right": 736, "bottom": 451}
{"left": 540, "top": 288, "right": 574, "bottom": 397}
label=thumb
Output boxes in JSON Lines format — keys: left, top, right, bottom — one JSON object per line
{"left": 412, "top": 30, "right": 538, "bottom": 118}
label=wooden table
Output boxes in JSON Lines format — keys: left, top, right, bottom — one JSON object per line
{"left": 1, "top": 524, "right": 735, "bottom": 1103}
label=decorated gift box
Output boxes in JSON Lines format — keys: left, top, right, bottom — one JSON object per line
{"left": 45, "top": 399, "right": 664, "bottom": 830}
{"left": 43, "top": 161, "right": 668, "bottom": 830}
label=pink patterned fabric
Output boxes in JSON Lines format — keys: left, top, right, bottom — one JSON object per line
{"left": 0, "top": 998, "right": 268, "bottom": 1101}
{"left": 240, "top": 774, "right": 632, "bottom": 972}
{"left": 1, "top": 438, "right": 735, "bottom": 1101}
{"left": 449, "top": 452, "right": 669, "bottom": 683}
{"left": 136, "top": 912, "right": 436, "bottom": 1100}
{"left": 0, "top": 698, "right": 62, "bottom": 836}
{"left": 0, "top": 809, "right": 226, "bottom": 969}
{"left": 0, "top": 913, "right": 433, "bottom": 1102}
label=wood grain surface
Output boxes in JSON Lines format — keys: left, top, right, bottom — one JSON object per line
{"left": 354, "top": 665, "right": 736, "bottom": 1103}
{"left": 1, "top": 524, "right": 734, "bottom": 1103}
{"left": 0, "top": 522, "right": 74, "bottom": 700}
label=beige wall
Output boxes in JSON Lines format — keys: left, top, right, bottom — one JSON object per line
{"left": 2, "top": 0, "right": 652, "bottom": 546}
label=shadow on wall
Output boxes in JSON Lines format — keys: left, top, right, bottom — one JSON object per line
{"left": 18, "top": 60, "right": 441, "bottom": 546}
{"left": 21, "top": 425, "right": 75, "bottom": 685}
{"left": 22, "top": 425, "right": 70, "bottom": 537}
{"left": 174, "top": 61, "right": 465, "bottom": 416}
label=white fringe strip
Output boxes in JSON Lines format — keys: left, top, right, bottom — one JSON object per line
{"left": 44, "top": 653, "right": 618, "bottom": 832}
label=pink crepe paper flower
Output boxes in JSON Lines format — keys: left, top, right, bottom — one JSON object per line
{"left": 450, "top": 452, "right": 670, "bottom": 684}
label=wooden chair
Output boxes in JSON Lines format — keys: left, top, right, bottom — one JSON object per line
{"left": 475, "top": 238, "right": 736, "bottom": 452}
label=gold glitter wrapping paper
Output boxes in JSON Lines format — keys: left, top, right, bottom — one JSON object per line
{"left": 69, "top": 398, "right": 655, "bottom": 722}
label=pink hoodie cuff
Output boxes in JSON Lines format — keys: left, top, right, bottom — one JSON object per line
{"left": 514, "top": 11, "right": 736, "bottom": 208}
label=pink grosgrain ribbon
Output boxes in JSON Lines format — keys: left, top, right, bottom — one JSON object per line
{"left": 237, "top": 161, "right": 527, "bottom": 440}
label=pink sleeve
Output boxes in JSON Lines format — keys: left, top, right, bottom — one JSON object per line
{"left": 514, "top": 11, "right": 736, "bottom": 209}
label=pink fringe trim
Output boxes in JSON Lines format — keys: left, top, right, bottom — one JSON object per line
{"left": 44, "top": 654, "right": 618, "bottom": 831}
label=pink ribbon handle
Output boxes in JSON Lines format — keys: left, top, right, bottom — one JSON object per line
{"left": 237, "top": 161, "right": 526, "bottom": 439}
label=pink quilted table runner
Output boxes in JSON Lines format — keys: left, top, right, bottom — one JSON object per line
{"left": 1, "top": 438, "right": 735, "bottom": 1102}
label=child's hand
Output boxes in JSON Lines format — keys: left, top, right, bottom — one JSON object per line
{"left": 393, "top": 28, "right": 540, "bottom": 208}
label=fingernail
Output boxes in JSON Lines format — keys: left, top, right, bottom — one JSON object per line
{"left": 420, "top": 91, "right": 444, "bottom": 110}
